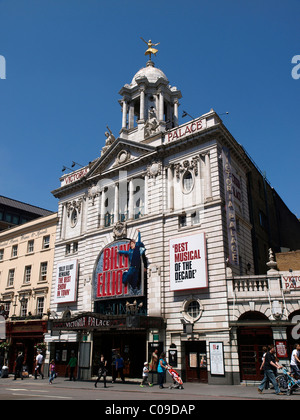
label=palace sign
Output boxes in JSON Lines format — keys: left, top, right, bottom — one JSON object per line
{"left": 166, "top": 119, "right": 205, "bottom": 143}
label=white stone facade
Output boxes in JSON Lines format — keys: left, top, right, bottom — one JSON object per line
{"left": 46, "top": 59, "right": 299, "bottom": 384}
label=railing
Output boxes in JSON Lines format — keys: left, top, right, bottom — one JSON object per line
{"left": 233, "top": 276, "right": 269, "bottom": 292}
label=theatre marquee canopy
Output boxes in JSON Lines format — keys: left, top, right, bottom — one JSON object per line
{"left": 51, "top": 313, "right": 165, "bottom": 332}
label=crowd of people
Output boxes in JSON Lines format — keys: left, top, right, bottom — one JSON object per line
{"left": 3, "top": 343, "right": 300, "bottom": 395}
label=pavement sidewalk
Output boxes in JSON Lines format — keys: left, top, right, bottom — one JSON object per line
{"left": 11, "top": 375, "right": 300, "bottom": 400}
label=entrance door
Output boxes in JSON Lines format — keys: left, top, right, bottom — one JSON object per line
{"left": 185, "top": 341, "right": 208, "bottom": 383}
{"left": 93, "top": 332, "right": 146, "bottom": 378}
{"left": 238, "top": 327, "right": 273, "bottom": 381}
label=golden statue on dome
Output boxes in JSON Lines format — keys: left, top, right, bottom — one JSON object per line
{"left": 140, "top": 37, "right": 160, "bottom": 60}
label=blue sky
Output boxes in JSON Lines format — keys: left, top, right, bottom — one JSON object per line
{"left": 0, "top": 0, "right": 299, "bottom": 217}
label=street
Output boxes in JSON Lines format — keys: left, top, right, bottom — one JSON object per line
{"left": 0, "top": 375, "right": 299, "bottom": 402}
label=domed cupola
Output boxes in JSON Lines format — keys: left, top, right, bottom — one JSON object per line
{"left": 118, "top": 40, "right": 182, "bottom": 143}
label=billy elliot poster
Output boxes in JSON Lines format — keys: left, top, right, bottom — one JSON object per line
{"left": 93, "top": 240, "right": 146, "bottom": 300}
{"left": 169, "top": 233, "right": 208, "bottom": 291}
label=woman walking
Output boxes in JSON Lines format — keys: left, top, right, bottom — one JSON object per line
{"left": 49, "top": 359, "right": 56, "bottom": 384}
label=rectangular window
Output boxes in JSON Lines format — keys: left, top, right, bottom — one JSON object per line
{"left": 179, "top": 214, "right": 187, "bottom": 228}
{"left": 27, "top": 240, "right": 34, "bottom": 253}
{"left": 0, "top": 249, "right": 4, "bottom": 261}
{"left": 20, "top": 298, "right": 28, "bottom": 317}
{"left": 73, "top": 241, "right": 78, "bottom": 253}
{"left": 8, "top": 269, "right": 15, "bottom": 287}
{"left": 40, "top": 262, "right": 48, "bottom": 282}
{"left": 37, "top": 297, "right": 44, "bottom": 316}
{"left": 11, "top": 245, "right": 18, "bottom": 257}
{"left": 24, "top": 265, "right": 32, "bottom": 283}
{"left": 43, "top": 235, "right": 50, "bottom": 249}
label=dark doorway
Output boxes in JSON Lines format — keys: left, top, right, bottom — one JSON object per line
{"left": 237, "top": 312, "right": 273, "bottom": 381}
{"left": 92, "top": 332, "right": 146, "bottom": 378}
{"left": 185, "top": 341, "right": 208, "bottom": 383}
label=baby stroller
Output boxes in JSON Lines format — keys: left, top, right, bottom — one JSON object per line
{"left": 276, "top": 367, "right": 300, "bottom": 396}
{"left": 167, "top": 366, "right": 184, "bottom": 389}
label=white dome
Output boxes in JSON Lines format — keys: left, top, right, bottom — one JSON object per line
{"left": 131, "top": 61, "right": 168, "bottom": 86}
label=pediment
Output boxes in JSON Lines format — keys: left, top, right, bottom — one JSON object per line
{"left": 87, "top": 138, "right": 156, "bottom": 178}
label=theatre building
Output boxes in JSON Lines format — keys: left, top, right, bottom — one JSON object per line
{"left": 46, "top": 53, "right": 300, "bottom": 384}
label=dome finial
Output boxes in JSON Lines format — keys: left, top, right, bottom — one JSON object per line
{"left": 140, "top": 37, "right": 160, "bottom": 61}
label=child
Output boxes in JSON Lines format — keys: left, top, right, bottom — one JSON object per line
{"left": 140, "top": 362, "right": 153, "bottom": 387}
{"left": 49, "top": 359, "right": 56, "bottom": 384}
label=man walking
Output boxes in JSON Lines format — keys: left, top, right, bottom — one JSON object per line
{"left": 14, "top": 352, "right": 24, "bottom": 380}
{"left": 258, "top": 345, "right": 284, "bottom": 395}
{"left": 34, "top": 350, "right": 44, "bottom": 380}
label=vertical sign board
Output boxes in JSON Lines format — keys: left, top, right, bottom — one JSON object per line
{"left": 169, "top": 232, "right": 208, "bottom": 291}
{"left": 53, "top": 260, "right": 78, "bottom": 304}
{"left": 222, "top": 147, "right": 239, "bottom": 266}
{"left": 209, "top": 342, "right": 225, "bottom": 376}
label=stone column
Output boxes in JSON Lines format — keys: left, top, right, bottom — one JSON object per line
{"left": 167, "top": 165, "right": 174, "bottom": 211}
{"left": 159, "top": 90, "right": 164, "bottom": 121}
{"left": 99, "top": 189, "right": 106, "bottom": 228}
{"left": 122, "top": 99, "right": 127, "bottom": 129}
{"left": 173, "top": 99, "right": 179, "bottom": 127}
{"left": 114, "top": 183, "right": 119, "bottom": 223}
{"left": 128, "top": 179, "right": 134, "bottom": 220}
{"left": 140, "top": 87, "right": 145, "bottom": 122}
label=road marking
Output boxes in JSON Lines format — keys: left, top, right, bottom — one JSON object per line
{"left": 7, "top": 388, "right": 49, "bottom": 393}
{"left": 12, "top": 393, "right": 72, "bottom": 399}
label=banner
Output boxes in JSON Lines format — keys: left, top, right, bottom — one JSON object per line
{"left": 169, "top": 232, "right": 208, "bottom": 291}
{"left": 53, "top": 259, "right": 78, "bottom": 304}
{"left": 94, "top": 240, "right": 146, "bottom": 300}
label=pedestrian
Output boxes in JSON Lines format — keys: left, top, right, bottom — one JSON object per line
{"left": 34, "top": 350, "right": 44, "bottom": 380}
{"left": 258, "top": 344, "right": 284, "bottom": 395}
{"left": 290, "top": 344, "right": 300, "bottom": 378}
{"left": 14, "top": 352, "right": 24, "bottom": 380}
{"left": 140, "top": 362, "right": 153, "bottom": 387}
{"left": 260, "top": 346, "right": 269, "bottom": 390}
{"left": 0, "top": 353, "right": 4, "bottom": 377}
{"left": 67, "top": 351, "right": 77, "bottom": 381}
{"left": 157, "top": 352, "right": 169, "bottom": 389}
{"left": 149, "top": 349, "right": 158, "bottom": 372}
{"left": 95, "top": 354, "right": 108, "bottom": 388}
{"left": 113, "top": 354, "right": 125, "bottom": 383}
{"left": 49, "top": 359, "right": 56, "bottom": 384}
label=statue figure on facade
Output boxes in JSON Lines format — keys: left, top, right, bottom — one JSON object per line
{"left": 101, "top": 126, "right": 116, "bottom": 155}
{"left": 140, "top": 37, "right": 160, "bottom": 60}
{"left": 144, "top": 107, "right": 159, "bottom": 137}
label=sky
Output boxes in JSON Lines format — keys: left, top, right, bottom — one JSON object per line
{"left": 0, "top": 0, "right": 299, "bottom": 217}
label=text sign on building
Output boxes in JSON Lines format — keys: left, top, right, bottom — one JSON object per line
{"left": 167, "top": 119, "right": 206, "bottom": 143}
{"left": 61, "top": 167, "right": 89, "bottom": 187}
{"left": 169, "top": 233, "right": 208, "bottom": 291}
{"left": 53, "top": 259, "right": 78, "bottom": 304}
{"left": 93, "top": 240, "right": 145, "bottom": 300}
{"left": 222, "top": 147, "right": 239, "bottom": 266}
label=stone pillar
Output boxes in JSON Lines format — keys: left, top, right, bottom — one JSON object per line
{"left": 140, "top": 87, "right": 145, "bottom": 122}
{"left": 144, "top": 175, "right": 149, "bottom": 215}
{"left": 99, "top": 189, "right": 106, "bottom": 228}
{"left": 128, "top": 102, "right": 134, "bottom": 129}
{"left": 114, "top": 183, "right": 119, "bottom": 223}
{"left": 128, "top": 179, "right": 134, "bottom": 220}
{"left": 159, "top": 90, "right": 164, "bottom": 121}
{"left": 167, "top": 165, "right": 174, "bottom": 211}
{"left": 122, "top": 100, "right": 127, "bottom": 129}
{"left": 173, "top": 99, "right": 179, "bottom": 127}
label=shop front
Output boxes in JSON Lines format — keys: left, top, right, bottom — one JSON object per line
{"left": 6, "top": 319, "right": 48, "bottom": 375}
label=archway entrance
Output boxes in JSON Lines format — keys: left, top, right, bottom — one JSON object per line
{"left": 237, "top": 312, "right": 273, "bottom": 382}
